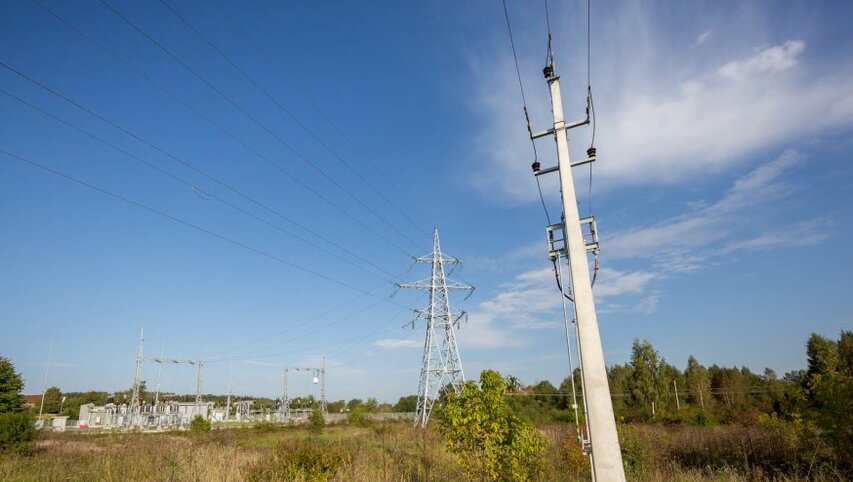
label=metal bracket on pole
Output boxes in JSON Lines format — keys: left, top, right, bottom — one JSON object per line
{"left": 531, "top": 128, "right": 555, "bottom": 139}
{"left": 546, "top": 223, "right": 567, "bottom": 261}
{"left": 580, "top": 216, "right": 600, "bottom": 254}
{"left": 534, "top": 154, "right": 596, "bottom": 177}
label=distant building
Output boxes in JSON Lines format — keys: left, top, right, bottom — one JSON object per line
{"left": 23, "top": 394, "right": 41, "bottom": 408}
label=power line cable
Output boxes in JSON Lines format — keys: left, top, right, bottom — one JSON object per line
{"left": 98, "top": 0, "right": 426, "bottom": 255}
{"left": 0, "top": 148, "right": 410, "bottom": 309}
{"left": 0, "top": 88, "right": 404, "bottom": 286}
{"left": 32, "top": 0, "right": 415, "bottom": 259}
{"left": 211, "top": 0, "right": 434, "bottom": 229}
{"left": 502, "top": 0, "right": 551, "bottom": 225}
{"left": 0, "top": 60, "right": 403, "bottom": 283}
{"left": 161, "top": 0, "right": 432, "bottom": 239}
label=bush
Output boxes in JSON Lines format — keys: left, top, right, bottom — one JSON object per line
{"left": 618, "top": 424, "right": 652, "bottom": 477}
{"left": 245, "top": 439, "right": 349, "bottom": 482}
{"left": 436, "top": 370, "right": 547, "bottom": 481}
{"left": 254, "top": 421, "right": 278, "bottom": 433}
{"left": 0, "top": 412, "right": 36, "bottom": 452}
{"left": 695, "top": 410, "right": 716, "bottom": 427}
{"left": 346, "top": 406, "right": 371, "bottom": 427}
{"left": 308, "top": 409, "right": 325, "bottom": 435}
{"left": 189, "top": 415, "right": 211, "bottom": 433}
{"left": 561, "top": 437, "right": 590, "bottom": 479}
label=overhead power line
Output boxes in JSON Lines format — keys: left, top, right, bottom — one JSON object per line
{"left": 31, "top": 0, "right": 415, "bottom": 259}
{"left": 212, "top": 0, "right": 434, "bottom": 229}
{"left": 97, "top": 0, "right": 426, "bottom": 254}
{"left": 159, "top": 0, "right": 432, "bottom": 240}
{"left": 0, "top": 61, "right": 404, "bottom": 284}
{"left": 0, "top": 89, "right": 408, "bottom": 287}
{"left": 0, "top": 148, "right": 410, "bottom": 309}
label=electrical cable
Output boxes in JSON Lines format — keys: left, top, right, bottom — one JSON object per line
{"left": 0, "top": 87, "right": 403, "bottom": 286}
{"left": 31, "top": 0, "right": 417, "bottom": 260}
{"left": 502, "top": 0, "right": 553, "bottom": 226}
{"left": 0, "top": 148, "right": 411, "bottom": 309}
{"left": 162, "top": 0, "right": 433, "bottom": 239}
{"left": 210, "top": 0, "right": 434, "bottom": 229}
{"left": 553, "top": 258, "right": 574, "bottom": 302}
{"left": 98, "top": 0, "right": 426, "bottom": 255}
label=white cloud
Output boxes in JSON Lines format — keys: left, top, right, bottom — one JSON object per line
{"left": 693, "top": 31, "right": 711, "bottom": 47}
{"left": 718, "top": 41, "right": 804, "bottom": 79}
{"left": 468, "top": 3, "right": 853, "bottom": 203}
{"left": 463, "top": 260, "right": 663, "bottom": 340}
{"left": 373, "top": 339, "right": 420, "bottom": 349}
{"left": 605, "top": 150, "right": 806, "bottom": 264}
{"left": 511, "top": 320, "right": 562, "bottom": 330}
{"left": 594, "top": 268, "right": 658, "bottom": 298}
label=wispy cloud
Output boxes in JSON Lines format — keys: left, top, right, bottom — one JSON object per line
{"left": 468, "top": 2, "right": 853, "bottom": 203}
{"left": 693, "top": 31, "right": 711, "bottom": 47}
{"left": 604, "top": 150, "right": 825, "bottom": 273}
{"left": 473, "top": 150, "right": 831, "bottom": 325}
{"left": 463, "top": 260, "right": 664, "bottom": 341}
{"left": 373, "top": 339, "right": 420, "bottom": 349}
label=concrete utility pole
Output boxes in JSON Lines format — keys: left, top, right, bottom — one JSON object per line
{"left": 537, "top": 63, "right": 626, "bottom": 480}
{"left": 37, "top": 338, "right": 54, "bottom": 426}
{"left": 674, "top": 380, "right": 681, "bottom": 411}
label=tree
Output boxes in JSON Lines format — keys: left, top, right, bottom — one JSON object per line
{"left": 628, "top": 340, "right": 668, "bottom": 418}
{"left": 393, "top": 395, "right": 417, "bottom": 412}
{"left": 837, "top": 330, "right": 853, "bottom": 374}
{"left": 807, "top": 331, "right": 853, "bottom": 475}
{"left": 607, "top": 364, "right": 632, "bottom": 414}
{"left": 0, "top": 357, "right": 35, "bottom": 452}
{"left": 684, "top": 355, "right": 712, "bottom": 410}
{"left": 530, "top": 380, "right": 558, "bottom": 408}
{"left": 807, "top": 333, "right": 839, "bottom": 380}
{"left": 42, "top": 387, "right": 62, "bottom": 414}
{"left": 0, "top": 357, "right": 25, "bottom": 414}
{"left": 308, "top": 408, "right": 325, "bottom": 434}
{"left": 505, "top": 375, "right": 521, "bottom": 391}
{"left": 436, "top": 369, "right": 546, "bottom": 482}
{"left": 189, "top": 415, "right": 211, "bottom": 433}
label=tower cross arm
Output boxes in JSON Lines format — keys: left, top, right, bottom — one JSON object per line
{"left": 396, "top": 280, "right": 432, "bottom": 290}
{"left": 444, "top": 279, "right": 475, "bottom": 291}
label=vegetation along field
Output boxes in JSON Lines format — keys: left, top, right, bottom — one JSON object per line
{"left": 1, "top": 331, "right": 851, "bottom": 481}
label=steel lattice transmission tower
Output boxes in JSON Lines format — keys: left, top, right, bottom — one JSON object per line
{"left": 398, "top": 228, "right": 474, "bottom": 427}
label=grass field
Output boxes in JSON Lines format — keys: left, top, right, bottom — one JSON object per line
{"left": 0, "top": 421, "right": 847, "bottom": 481}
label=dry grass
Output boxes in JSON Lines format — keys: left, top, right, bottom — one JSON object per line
{"left": 0, "top": 420, "right": 847, "bottom": 481}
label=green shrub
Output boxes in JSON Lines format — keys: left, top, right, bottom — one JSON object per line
{"left": 254, "top": 421, "right": 278, "bottom": 433}
{"left": 346, "top": 406, "right": 371, "bottom": 427}
{"left": 695, "top": 410, "right": 716, "bottom": 427}
{"left": 308, "top": 409, "right": 325, "bottom": 435}
{"left": 561, "top": 437, "right": 590, "bottom": 479}
{"left": 0, "top": 412, "right": 36, "bottom": 452}
{"left": 618, "top": 424, "right": 652, "bottom": 477}
{"left": 189, "top": 415, "right": 211, "bottom": 433}
{"left": 436, "top": 370, "right": 547, "bottom": 482}
{"left": 245, "top": 439, "right": 349, "bottom": 482}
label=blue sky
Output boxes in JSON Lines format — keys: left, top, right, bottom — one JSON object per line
{"left": 1, "top": 0, "right": 852, "bottom": 403}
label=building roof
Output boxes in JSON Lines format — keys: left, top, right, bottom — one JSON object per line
{"left": 23, "top": 394, "right": 42, "bottom": 404}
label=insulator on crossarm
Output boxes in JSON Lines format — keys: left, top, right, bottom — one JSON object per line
{"left": 587, "top": 147, "right": 596, "bottom": 158}
{"left": 532, "top": 160, "right": 541, "bottom": 173}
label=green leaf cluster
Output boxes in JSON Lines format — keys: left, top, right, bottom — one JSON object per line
{"left": 435, "top": 370, "right": 547, "bottom": 481}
